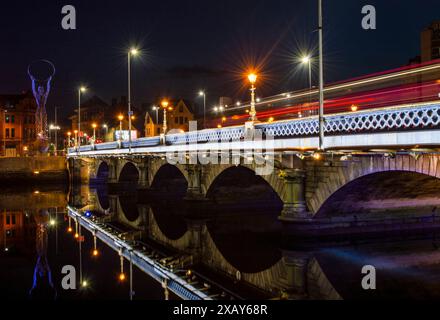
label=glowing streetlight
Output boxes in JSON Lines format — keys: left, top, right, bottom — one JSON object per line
{"left": 67, "top": 131, "right": 72, "bottom": 147}
{"left": 351, "top": 105, "right": 359, "bottom": 112}
{"left": 74, "top": 130, "right": 78, "bottom": 147}
{"left": 92, "top": 123, "right": 97, "bottom": 142}
{"left": 248, "top": 73, "right": 258, "bottom": 122}
{"left": 152, "top": 106, "right": 159, "bottom": 125}
{"left": 198, "top": 91, "right": 206, "bottom": 129}
{"left": 78, "top": 86, "right": 87, "bottom": 147}
{"left": 128, "top": 48, "right": 140, "bottom": 151}
{"left": 118, "top": 114, "right": 124, "bottom": 140}
{"left": 301, "top": 55, "right": 313, "bottom": 115}
{"left": 161, "top": 100, "right": 170, "bottom": 134}
{"left": 102, "top": 124, "right": 108, "bottom": 140}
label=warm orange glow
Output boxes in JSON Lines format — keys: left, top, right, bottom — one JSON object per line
{"left": 313, "top": 153, "right": 322, "bottom": 160}
{"left": 67, "top": 227, "right": 73, "bottom": 233}
{"left": 161, "top": 100, "right": 169, "bottom": 109}
{"left": 221, "top": 117, "right": 227, "bottom": 122}
{"left": 131, "top": 116, "right": 135, "bottom": 120}
{"left": 217, "top": 124, "right": 222, "bottom": 128}
{"left": 74, "top": 233, "right": 79, "bottom": 239}
{"left": 67, "top": 131, "right": 72, "bottom": 136}
{"left": 168, "top": 107, "right": 173, "bottom": 111}
{"left": 248, "top": 73, "right": 257, "bottom": 84}
{"left": 74, "top": 130, "right": 78, "bottom": 134}
{"left": 92, "top": 249, "right": 99, "bottom": 257}
{"left": 268, "top": 117, "right": 275, "bottom": 123}
{"left": 118, "top": 114, "right": 124, "bottom": 121}
{"left": 119, "top": 273, "right": 126, "bottom": 281}
{"left": 351, "top": 105, "right": 359, "bottom": 112}
{"left": 92, "top": 123, "right": 97, "bottom": 129}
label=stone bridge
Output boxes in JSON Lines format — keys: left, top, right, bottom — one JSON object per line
{"left": 69, "top": 152, "right": 440, "bottom": 227}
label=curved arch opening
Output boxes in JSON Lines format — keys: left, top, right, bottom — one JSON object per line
{"left": 151, "top": 164, "right": 188, "bottom": 197}
{"left": 317, "top": 171, "right": 440, "bottom": 218}
{"left": 91, "top": 161, "right": 109, "bottom": 185}
{"left": 118, "top": 162, "right": 139, "bottom": 185}
{"left": 206, "top": 166, "right": 283, "bottom": 209}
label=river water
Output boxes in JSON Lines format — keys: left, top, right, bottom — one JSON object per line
{"left": 2, "top": 184, "right": 440, "bottom": 300}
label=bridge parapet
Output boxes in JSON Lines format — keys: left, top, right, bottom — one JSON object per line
{"left": 68, "top": 101, "right": 440, "bottom": 156}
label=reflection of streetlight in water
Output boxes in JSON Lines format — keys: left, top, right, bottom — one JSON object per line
{"left": 29, "top": 209, "right": 57, "bottom": 300}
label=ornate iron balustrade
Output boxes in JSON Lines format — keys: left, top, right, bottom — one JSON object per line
{"left": 68, "top": 102, "right": 440, "bottom": 154}
{"left": 259, "top": 102, "right": 440, "bottom": 137}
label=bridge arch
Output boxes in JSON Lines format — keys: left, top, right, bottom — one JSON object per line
{"left": 204, "top": 164, "right": 285, "bottom": 205}
{"left": 310, "top": 154, "right": 440, "bottom": 216}
{"left": 150, "top": 163, "right": 188, "bottom": 196}
{"left": 93, "top": 161, "right": 110, "bottom": 184}
{"left": 118, "top": 161, "right": 140, "bottom": 184}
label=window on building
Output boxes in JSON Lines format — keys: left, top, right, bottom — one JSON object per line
{"left": 5, "top": 115, "right": 9, "bottom": 123}
{"left": 11, "top": 115, "right": 14, "bottom": 123}
{"left": 5, "top": 128, "right": 9, "bottom": 138}
{"left": 179, "top": 106, "right": 183, "bottom": 113}
{"left": 6, "top": 215, "right": 10, "bottom": 225}
{"left": 185, "top": 117, "right": 188, "bottom": 123}
{"left": 11, "top": 215, "right": 16, "bottom": 225}
{"left": 175, "top": 117, "right": 178, "bottom": 124}
{"left": 179, "top": 117, "right": 183, "bottom": 124}
{"left": 11, "top": 128, "right": 15, "bottom": 138}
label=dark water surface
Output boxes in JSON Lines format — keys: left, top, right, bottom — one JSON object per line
{"left": 2, "top": 184, "right": 440, "bottom": 300}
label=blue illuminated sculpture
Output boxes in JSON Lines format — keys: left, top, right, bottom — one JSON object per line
{"left": 29, "top": 209, "right": 57, "bottom": 300}
{"left": 28, "top": 60, "right": 55, "bottom": 153}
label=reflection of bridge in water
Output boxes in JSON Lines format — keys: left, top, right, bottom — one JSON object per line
{"left": 68, "top": 183, "right": 440, "bottom": 300}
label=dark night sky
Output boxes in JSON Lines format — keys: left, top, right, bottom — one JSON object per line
{"left": 0, "top": 0, "right": 439, "bottom": 122}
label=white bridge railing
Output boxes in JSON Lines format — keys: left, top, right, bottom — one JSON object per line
{"left": 68, "top": 101, "right": 440, "bottom": 155}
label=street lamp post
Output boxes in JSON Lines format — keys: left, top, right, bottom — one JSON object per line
{"left": 118, "top": 114, "right": 124, "bottom": 141}
{"left": 161, "top": 100, "right": 169, "bottom": 134}
{"left": 152, "top": 106, "right": 159, "bottom": 125}
{"left": 67, "top": 132, "right": 72, "bottom": 148}
{"left": 92, "top": 123, "right": 97, "bottom": 143}
{"left": 127, "top": 48, "right": 139, "bottom": 152}
{"left": 54, "top": 106, "right": 59, "bottom": 155}
{"left": 103, "top": 124, "right": 108, "bottom": 141}
{"left": 318, "top": 0, "right": 325, "bottom": 151}
{"left": 198, "top": 91, "right": 206, "bottom": 129}
{"left": 74, "top": 130, "right": 78, "bottom": 148}
{"left": 78, "top": 87, "right": 86, "bottom": 147}
{"left": 301, "top": 56, "right": 312, "bottom": 116}
{"left": 248, "top": 73, "right": 258, "bottom": 122}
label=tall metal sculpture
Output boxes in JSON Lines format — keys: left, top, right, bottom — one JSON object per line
{"left": 28, "top": 60, "right": 55, "bottom": 153}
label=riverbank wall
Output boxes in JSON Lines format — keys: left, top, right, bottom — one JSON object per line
{"left": 0, "top": 156, "right": 68, "bottom": 184}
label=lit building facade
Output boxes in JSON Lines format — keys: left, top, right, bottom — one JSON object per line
{"left": 144, "top": 100, "right": 194, "bottom": 137}
{"left": 0, "top": 92, "right": 37, "bottom": 157}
